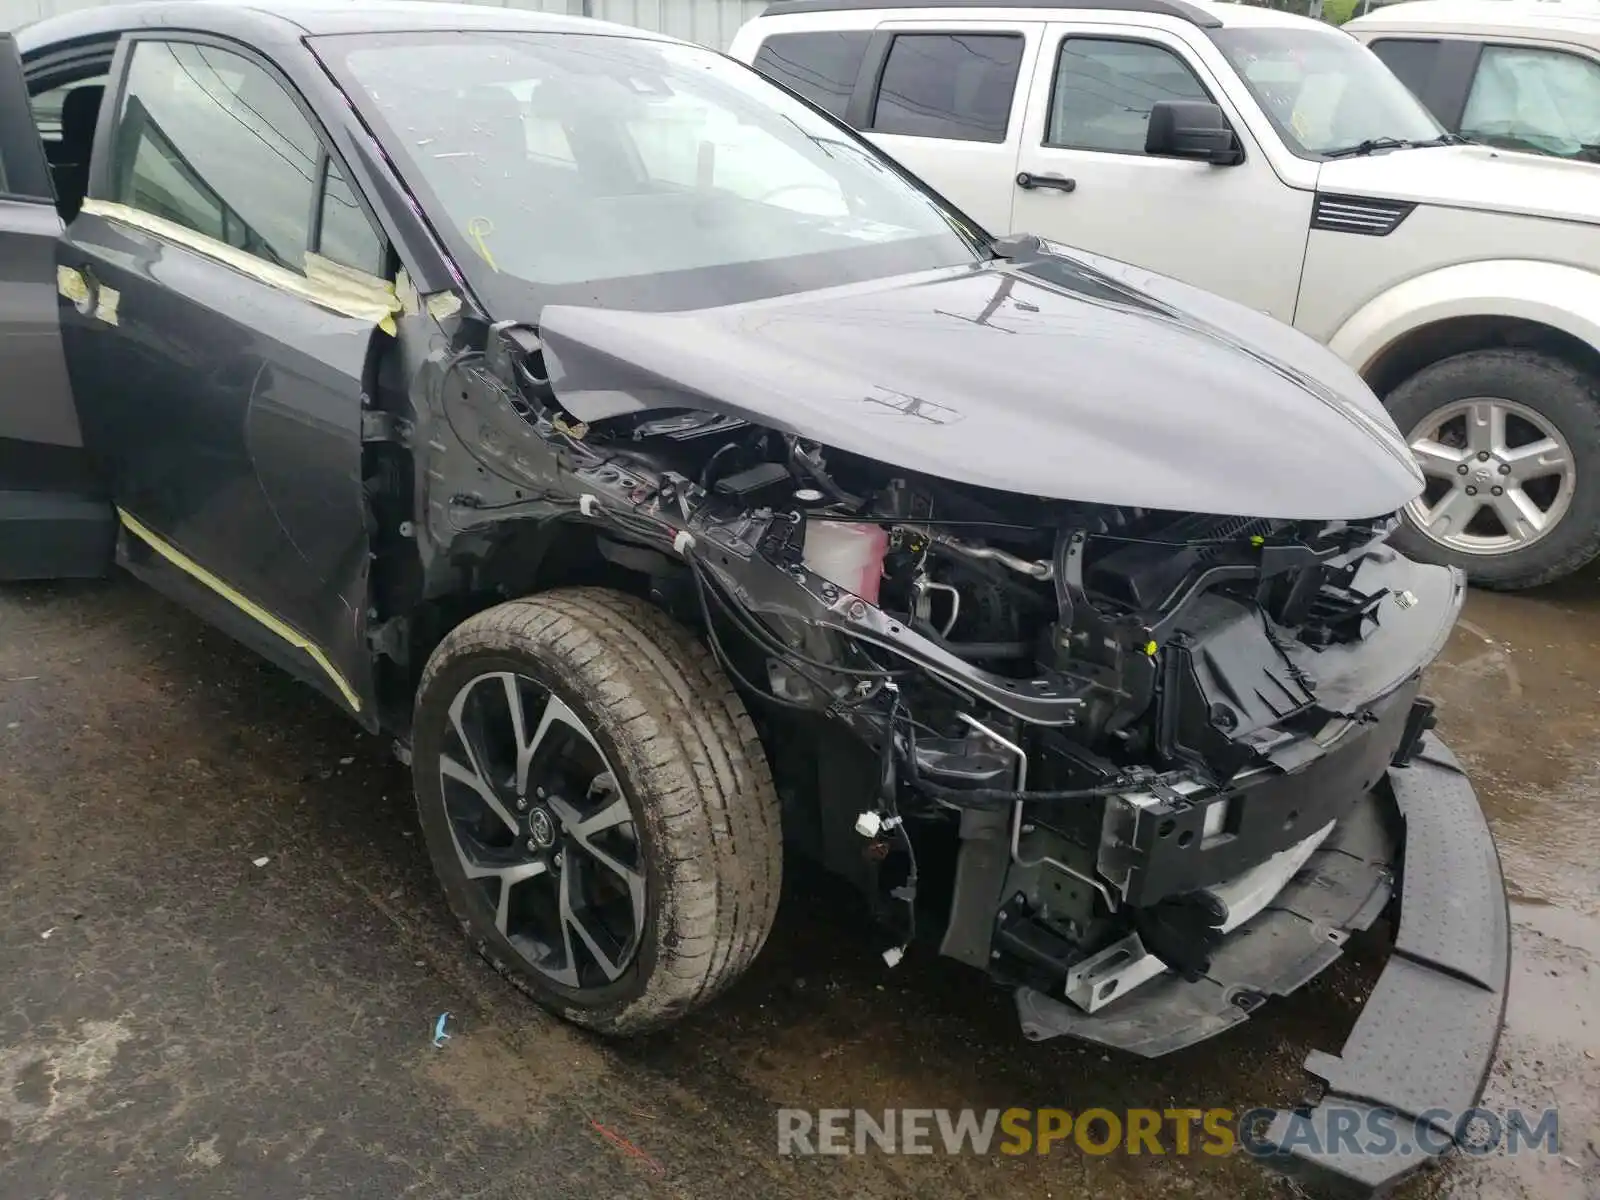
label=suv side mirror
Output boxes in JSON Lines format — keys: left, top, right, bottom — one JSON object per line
{"left": 1145, "top": 101, "right": 1244, "bottom": 166}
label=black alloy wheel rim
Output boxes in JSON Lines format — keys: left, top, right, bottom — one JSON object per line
{"left": 439, "top": 671, "right": 645, "bottom": 989}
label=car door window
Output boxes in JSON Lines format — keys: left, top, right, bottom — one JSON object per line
{"left": 752, "top": 31, "right": 872, "bottom": 118}
{"left": 1047, "top": 37, "right": 1209, "bottom": 154}
{"left": 1367, "top": 38, "right": 1444, "bottom": 106}
{"left": 318, "top": 158, "right": 384, "bottom": 275}
{"left": 1461, "top": 43, "right": 1600, "bottom": 159}
{"left": 869, "top": 33, "right": 1024, "bottom": 143}
{"left": 110, "top": 40, "right": 383, "bottom": 273}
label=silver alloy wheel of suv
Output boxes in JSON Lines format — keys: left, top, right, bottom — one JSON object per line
{"left": 1385, "top": 348, "right": 1600, "bottom": 590}
{"left": 1403, "top": 396, "right": 1576, "bottom": 556}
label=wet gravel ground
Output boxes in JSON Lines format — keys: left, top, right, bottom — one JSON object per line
{"left": 0, "top": 571, "right": 1595, "bottom": 1200}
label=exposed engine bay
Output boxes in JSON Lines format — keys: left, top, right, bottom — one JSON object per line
{"left": 409, "top": 317, "right": 1462, "bottom": 1042}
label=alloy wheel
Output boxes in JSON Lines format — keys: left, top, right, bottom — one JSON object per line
{"left": 1404, "top": 397, "right": 1576, "bottom": 555}
{"left": 439, "top": 671, "right": 645, "bottom": 989}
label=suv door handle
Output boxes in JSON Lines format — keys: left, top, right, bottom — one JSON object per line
{"left": 1016, "top": 171, "right": 1076, "bottom": 193}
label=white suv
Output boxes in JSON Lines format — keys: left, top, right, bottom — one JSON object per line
{"left": 730, "top": 0, "right": 1600, "bottom": 588}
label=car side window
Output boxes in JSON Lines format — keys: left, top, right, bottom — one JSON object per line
{"left": 1047, "top": 37, "right": 1210, "bottom": 154}
{"left": 111, "top": 40, "right": 384, "bottom": 274}
{"left": 869, "top": 33, "right": 1023, "bottom": 143}
{"left": 318, "top": 158, "right": 385, "bottom": 275}
{"left": 752, "top": 31, "right": 872, "bottom": 118}
{"left": 1366, "top": 38, "right": 1444, "bottom": 107}
{"left": 1461, "top": 43, "right": 1600, "bottom": 160}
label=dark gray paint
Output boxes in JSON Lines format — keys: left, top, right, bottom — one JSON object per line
{"left": 541, "top": 252, "right": 1424, "bottom": 521}
{"left": 0, "top": 197, "right": 79, "bottom": 450}
{"left": 0, "top": 2, "right": 1509, "bottom": 1129}
{"left": 0, "top": 34, "right": 114, "bottom": 580}
{"left": 58, "top": 210, "right": 377, "bottom": 711}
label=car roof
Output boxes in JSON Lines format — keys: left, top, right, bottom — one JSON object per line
{"left": 17, "top": 0, "right": 674, "bottom": 51}
{"left": 1197, "top": 2, "right": 1341, "bottom": 28}
{"left": 758, "top": 0, "right": 1332, "bottom": 29}
{"left": 1346, "top": 0, "right": 1600, "bottom": 34}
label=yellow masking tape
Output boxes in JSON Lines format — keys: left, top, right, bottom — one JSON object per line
{"left": 117, "top": 509, "right": 363, "bottom": 712}
{"left": 81, "top": 199, "right": 402, "bottom": 333}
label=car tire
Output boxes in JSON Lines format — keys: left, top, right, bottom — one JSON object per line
{"left": 1385, "top": 348, "right": 1600, "bottom": 590}
{"left": 412, "top": 586, "right": 782, "bottom": 1034}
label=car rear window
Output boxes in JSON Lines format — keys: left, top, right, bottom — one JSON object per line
{"left": 752, "top": 30, "right": 871, "bottom": 118}
{"left": 869, "top": 33, "right": 1024, "bottom": 143}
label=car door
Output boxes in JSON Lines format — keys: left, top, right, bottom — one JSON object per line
{"left": 58, "top": 33, "right": 391, "bottom": 718}
{"left": 0, "top": 33, "right": 114, "bottom": 580}
{"left": 1011, "top": 24, "right": 1308, "bottom": 322}
{"left": 850, "top": 22, "right": 1040, "bottom": 234}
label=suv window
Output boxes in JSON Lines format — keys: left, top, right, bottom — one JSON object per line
{"left": 1367, "top": 38, "right": 1443, "bottom": 106}
{"left": 1047, "top": 37, "right": 1209, "bottom": 153}
{"left": 1461, "top": 43, "right": 1600, "bottom": 160}
{"left": 752, "top": 31, "right": 871, "bottom": 118}
{"left": 869, "top": 33, "right": 1023, "bottom": 143}
{"left": 111, "top": 40, "right": 383, "bottom": 273}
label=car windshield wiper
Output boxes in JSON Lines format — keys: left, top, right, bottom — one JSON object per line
{"left": 1321, "top": 136, "right": 1410, "bottom": 159}
{"left": 1322, "top": 133, "right": 1466, "bottom": 158}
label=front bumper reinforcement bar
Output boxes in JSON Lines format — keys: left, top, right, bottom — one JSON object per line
{"left": 1014, "top": 735, "right": 1509, "bottom": 1194}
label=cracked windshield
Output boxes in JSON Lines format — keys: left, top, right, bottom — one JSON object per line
{"left": 320, "top": 32, "right": 983, "bottom": 309}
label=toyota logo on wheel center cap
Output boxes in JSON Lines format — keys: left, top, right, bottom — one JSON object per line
{"left": 527, "top": 807, "right": 556, "bottom": 849}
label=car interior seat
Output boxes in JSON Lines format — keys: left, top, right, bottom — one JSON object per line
{"left": 49, "top": 84, "right": 103, "bottom": 220}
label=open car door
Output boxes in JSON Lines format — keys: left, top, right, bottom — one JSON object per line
{"left": 0, "top": 32, "right": 113, "bottom": 580}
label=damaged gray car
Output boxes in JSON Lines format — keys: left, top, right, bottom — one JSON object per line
{"left": 3, "top": 2, "right": 1507, "bottom": 1190}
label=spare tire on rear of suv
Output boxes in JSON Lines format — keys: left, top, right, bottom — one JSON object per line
{"left": 1386, "top": 348, "right": 1600, "bottom": 590}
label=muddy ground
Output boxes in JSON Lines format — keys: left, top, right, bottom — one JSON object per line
{"left": 0, "top": 570, "right": 1595, "bottom": 1199}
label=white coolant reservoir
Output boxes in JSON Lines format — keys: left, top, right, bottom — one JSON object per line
{"left": 802, "top": 520, "right": 889, "bottom": 605}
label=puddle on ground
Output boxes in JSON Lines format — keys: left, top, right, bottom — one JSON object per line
{"left": 1420, "top": 573, "right": 1600, "bottom": 1199}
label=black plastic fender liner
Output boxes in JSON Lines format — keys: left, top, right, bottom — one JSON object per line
{"left": 1257, "top": 735, "right": 1511, "bottom": 1196}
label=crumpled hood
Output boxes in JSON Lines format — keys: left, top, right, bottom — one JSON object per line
{"left": 1318, "top": 144, "right": 1600, "bottom": 225}
{"left": 538, "top": 248, "right": 1423, "bottom": 520}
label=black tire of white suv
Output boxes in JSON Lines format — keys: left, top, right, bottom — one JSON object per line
{"left": 1386, "top": 348, "right": 1600, "bottom": 590}
{"left": 411, "top": 587, "right": 782, "bottom": 1033}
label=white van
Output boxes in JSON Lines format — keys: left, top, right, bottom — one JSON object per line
{"left": 730, "top": 0, "right": 1600, "bottom": 589}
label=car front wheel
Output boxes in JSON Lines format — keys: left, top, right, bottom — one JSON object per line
{"left": 411, "top": 587, "right": 782, "bottom": 1033}
{"left": 1386, "top": 348, "right": 1600, "bottom": 589}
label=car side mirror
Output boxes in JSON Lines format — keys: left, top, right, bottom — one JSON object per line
{"left": 1145, "top": 101, "right": 1244, "bottom": 166}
